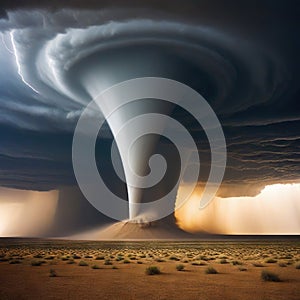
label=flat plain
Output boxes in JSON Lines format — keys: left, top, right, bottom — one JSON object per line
{"left": 0, "top": 238, "right": 299, "bottom": 300}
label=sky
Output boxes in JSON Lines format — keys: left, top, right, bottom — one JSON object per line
{"left": 0, "top": 0, "right": 299, "bottom": 236}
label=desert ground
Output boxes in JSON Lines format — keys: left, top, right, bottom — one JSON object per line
{"left": 0, "top": 238, "right": 299, "bottom": 300}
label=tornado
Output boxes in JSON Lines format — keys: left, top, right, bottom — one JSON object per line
{"left": 83, "top": 79, "right": 174, "bottom": 221}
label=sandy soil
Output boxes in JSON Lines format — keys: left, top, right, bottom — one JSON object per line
{"left": 0, "top": 239, "right": 299, "bottom": 300}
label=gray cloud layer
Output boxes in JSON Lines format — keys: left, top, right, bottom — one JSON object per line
{"left": 0, "top": 1, "right": 299, "bottom": 194}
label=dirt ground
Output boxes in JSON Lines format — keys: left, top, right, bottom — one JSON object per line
{"left": 0, "top": 239, "right": 299, "bottom": 300}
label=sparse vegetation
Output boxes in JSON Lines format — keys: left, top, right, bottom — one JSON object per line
{"left": 145, "top": 266, "right": 161, "bottom": 275}
{"left": 1, "top": 239, "right": 299, "bottom": 300}
{"left": 116, "top": 256, "right": 123, "bottom": 261}
{"left": 67, "top": 259, "right": 75, "bottom": 264}
{"left": 191, "top": 261, "right": 207, "bottom": 266}
{"left": 205, "top": 267, "right": 218, "bottom": 274}
{"left": 95, "top": 256, "right": 105, "bottom": 260}
{"left": 253, "top": 262, "right": 264, "bottom": 267}
{"left": 49, "top": 269, "right": 57, "bottom": 277}
{"left": 31, "top": 260, "right": 44, "bottom": 266}
{"left": 176, "top": 264, "right": 185, "bottom": 271}
{"left": 220, "top": 259, "right": 228, "bottom": 264}
{"left": 265, "top": 258, "right": 277, "bottom": 264}
{"left": 104, "top": 259, "right": 112, "bottom": 265}
{"left": 129, "top": 256, "right": 137, "bottom": 260}
{"left": 199, "top": 255, "right": 209, "bottom": 261}
{"left": 9, "top": 260, "right": 21, "bottom": 264}
{"left": 61, "top": 256, "right": 69, "bottom": 261}
{"left": 169, "top": 256, "right": 180, "bottom": 261}
{"left": 91, "top": 264, "right": 100, "bottom": 269}
{"left": 232, "top": 260, "right": 242, "bottom": 265}
{"left": 278, "top": 262, "right": 287, "bottom": 267}
{"left": 0, "top": 257, "right": 9, "bottom": 262}
{"left": 45, "top": 256, "right": 55, "bottom": 260}
{"left": 261, "top": 270, "right": 281, "bottom": 282}
{"left": 78, "top": 260, "right": 88, "bottom": 266}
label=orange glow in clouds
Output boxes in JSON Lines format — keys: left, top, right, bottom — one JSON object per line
{"left": 175, "top": 183, "right": 300, "bottom": 234}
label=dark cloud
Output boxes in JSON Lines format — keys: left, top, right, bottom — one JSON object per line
{"left": 0, "top": 1, "right": 299, "bottom": 196}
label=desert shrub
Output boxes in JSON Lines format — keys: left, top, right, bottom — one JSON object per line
{"left": 9, "top": 260, "right": 21, "bottom": 264}
{"left": 49, "top": 269, "right": 57, "bottom": 277}
{"left": 116, "top": 256, "right": 123, "bottom": 261}
{"left": 61, "top": 257, "right": 69, "bottom": 261}
{"left": 145, "top": 266, "right": 161, "bottom": 275}
{"left": 85, "top": 255, "right": 93, "bottom": 259}
{"left": 220, "top": 259, "right": 228, "bottom": 264}
{"left": 0, "top": 257, "right": 9, "bottom": 262}
{"left": 95, "top": 256, "right": 105, "bottom": 260}
{"left": 45, "top": 256, "right": 55, "bottom": 260}
{"left": 91, "top": 264, "right": 100, "bottom": 269}
{"left": 205, "top": 267, "right": 218, "bottom": 274}
{"left": 112, "top": 266, "right": 118, "bottom": 269}
{"left": 261, "top": 270, "right": 281, "bottom": 282}
{"left": 253, "top": 262, "right": 264, "bottom": 267}
{"left": 191, "top": 262, "right": 206, "bottom": 266}
{"left": 123, "top": 259, "right": 130, "bottom": 264}
{"left": 78, "top": 260, "right": 88, "bottom": 266}
{"left": 295, "top": 263, "right": 300, "bottom": 269}
{"left": 155, "top": 258, "right": 165, "bottom": 262}
{"left": 232, "top": 260, "right": 242, "bottom": 265}
{"left": 278, "top": 262, "right": 287, "bottom": 267}
{"left": 33, "top": 254, "right": 44, "bottom": 259}
{"left": 104, "top": 259, "right": 112, "bottom": 265}
{"left": 200, "top": 255, "right": 209, "bottom": 261}
{"left": 265, "top": 258, "right": 277, "bottom": 264}
{"left": 169, "top": 256, "right": 180, "bottom": 261}
{"left": 31, "top": 260, "right": 44, "bottom": 266}
{"left": 279, "top": 255, "right": 293, "bottom": 259}
{"left": 73, "top": 254, "right": 81, "bottom": 259}
{"left": 176, "top": 264, "right": 185, "bottom": 271}
{"left": 137, "top": 261, "right": 143, "bottom": 264}
{"left": 67, "top": 260, "right": 75, "bottom": 264}
{"left": 238, "top": 267, "right": 247, "bottom": 272}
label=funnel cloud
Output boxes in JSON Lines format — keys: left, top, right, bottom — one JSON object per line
{"left": 0, "top": 1, "right": 299, "bottom": 236}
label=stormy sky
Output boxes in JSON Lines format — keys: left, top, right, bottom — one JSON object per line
{"left": 0, "top": 0, "right": 299, "bottom": 235}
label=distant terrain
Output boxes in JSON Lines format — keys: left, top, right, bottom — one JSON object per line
{"left": 0, "top": 238, "right": 299, "bottom": 299}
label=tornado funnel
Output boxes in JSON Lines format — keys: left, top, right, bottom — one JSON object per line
{"left": 72, "top": 77, "right": 226, "bottom": 223}
{"left": 94, "top": 96, "right": 174, "bottom": 220}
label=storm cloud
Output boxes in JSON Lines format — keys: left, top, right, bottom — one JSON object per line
{"left": 0, "top": 0, "right": 299, "bottom": 196}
